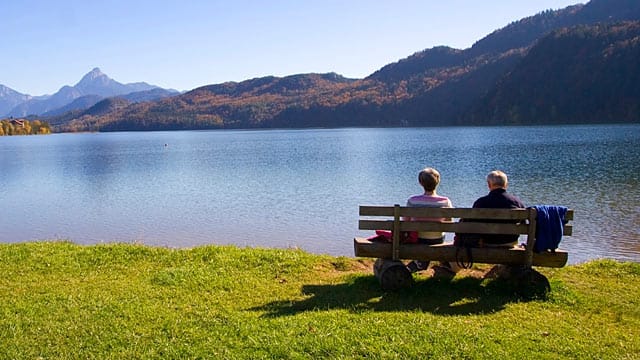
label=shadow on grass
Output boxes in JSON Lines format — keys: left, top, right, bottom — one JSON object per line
{"left": 253, "top": 274, "right": 535, "bottom": 317}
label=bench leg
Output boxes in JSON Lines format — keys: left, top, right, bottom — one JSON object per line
{"left": 515, "top": 267, "right": 551, "bottom": 299}
{"left": 373, "top": 258, "right": 413, "bottom": 291}
{"left": 486, "top": 265, "right": 551, "bottom": 299}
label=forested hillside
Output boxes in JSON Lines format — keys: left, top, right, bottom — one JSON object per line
{"left": 464, "top": 22, "right": 640, "bottom": 125}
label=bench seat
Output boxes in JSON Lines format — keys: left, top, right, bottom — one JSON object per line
{"left": 354, "top": 237, "right": 568, "bottom": 268}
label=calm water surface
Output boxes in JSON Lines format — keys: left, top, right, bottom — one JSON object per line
{"left": 1, "top": 125, "right": 639, "bottom": 264}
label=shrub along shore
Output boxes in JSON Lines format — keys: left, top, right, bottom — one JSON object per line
{"left": 0, "top": 241, "right": 638, "bottom": 359}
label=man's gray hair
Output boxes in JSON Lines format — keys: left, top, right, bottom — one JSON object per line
{"left": 487, "top": 170, "right": 508, "bottom": 188}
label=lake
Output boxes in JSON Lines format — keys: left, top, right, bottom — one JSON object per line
{"left": 1, "top": 124, "right": 639, "bottom": 264}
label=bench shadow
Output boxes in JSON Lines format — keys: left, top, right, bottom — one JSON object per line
{"left": 252, "top": 274, "right": 534, "bottom": 318}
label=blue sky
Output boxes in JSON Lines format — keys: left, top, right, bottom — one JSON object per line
{"left": 3, "top": 0, "right": 582, "bottom": 95}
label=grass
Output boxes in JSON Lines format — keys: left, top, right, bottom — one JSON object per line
{"left": 0, "top": 241, "right": 638, "bottom": 359}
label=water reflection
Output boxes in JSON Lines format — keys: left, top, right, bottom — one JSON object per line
{"left": 0, "top": 125, "right": 638, "bottom": 264}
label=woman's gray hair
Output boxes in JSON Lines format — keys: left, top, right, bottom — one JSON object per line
{"left": 418, "top": 167, "right": 441, "bottom": 191}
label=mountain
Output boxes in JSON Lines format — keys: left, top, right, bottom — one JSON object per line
{"left": 0, "top": 85, "right": 31, "bottom": 116}
{"left": 72, "top": 67, "right": 158, "bottom": 97}
{"left": 368, "top": 0, "right": 640, "bottom": 95}
{"left": 41, "top": 95, "right": 104, "bottom": 117}
{"left": 45, "top": 97, "right": 133, "bottom": 128}
{"left": 10, "top": 85, "right": 83, "bottom": 117}
{"left": 368, "top": 46, "right": 466, "bottom": 85}
{"left": 41, "top": 88, "right": 178, "bottom": 118}
{"left": 56, "top": 73, "right": 360, "bottom": 132}
{"left": 121, "top": 88, "right": 181, "bottom": 103}
{"left": 464, "top": 21, "right": 640, "bottom": 125}
{"left": 73, "top": 68, "right": 135, "bottom": 97}
{"left": 49, "top": 0, "right": 640, "bottom": 131}
{"left": 5, "top": 68, "right": 175, "bottom": 117}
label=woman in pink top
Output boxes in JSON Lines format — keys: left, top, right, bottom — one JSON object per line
{"left": 405, "top": 167, "right": 454, "bottom": 273}
{"left": 406, "top": 167, "right": 453, "bottom": 244}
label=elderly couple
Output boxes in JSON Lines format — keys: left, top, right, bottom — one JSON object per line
{"left": 405, "top": 168, "right": 525, "bottom": 274}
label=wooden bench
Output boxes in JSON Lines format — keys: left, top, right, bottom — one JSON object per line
{"left": 354, "top": 205, "right": 573, "bottom": 290}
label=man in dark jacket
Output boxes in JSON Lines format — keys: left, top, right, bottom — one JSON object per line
{"left": 472, "top": 170, "right": 525, "bottom": 245}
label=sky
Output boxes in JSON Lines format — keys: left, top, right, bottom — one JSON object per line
{"left": 2, "top": 0, "right": 584, "bottom": 96}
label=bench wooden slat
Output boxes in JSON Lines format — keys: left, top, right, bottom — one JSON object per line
{"left": 359, "top": 220, "right": 572, "bottom": 236}
{"left": 360, "top": 206, "right": 532, "bottom": 220}
{"left": 360, "top": 206, "right": 574, "bottom": 222}
{"left": 354, "top": 237, "right": 568, "bottom": 267}
{"left": 359, "top": 220, "right": 530, "bottom": 234}
{"left": 400, "top": 207, "right": 531, "bottom": 220}
{"left": 565, "top": 210, "right": 574, "bottom": 221}
{"left": 401, "top": 222, "right": 528, "bottom": 234}
{"left": 563, "top": 224, "right": 572, "bottom": 236}
{"left": 359, "top": 206, "right": 396, "bottom": 216}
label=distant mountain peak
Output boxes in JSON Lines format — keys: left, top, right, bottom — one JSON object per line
{"left": 76, "top": 67, "right": 110, "bottom": 87}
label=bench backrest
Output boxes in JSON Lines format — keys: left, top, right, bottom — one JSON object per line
{"left": 359, "top": 205, "right": 573, "bottom": 264}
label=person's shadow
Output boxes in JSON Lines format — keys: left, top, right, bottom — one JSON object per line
{"left": 252, "top": 274, "right": 534, "bottom": 318}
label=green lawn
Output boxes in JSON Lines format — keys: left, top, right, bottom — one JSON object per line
{"left": 0, "top": 241, "right": 638, "bottom": 359}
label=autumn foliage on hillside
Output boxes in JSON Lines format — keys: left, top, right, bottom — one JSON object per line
{"left": 57, "top": 74, "right": 405, "bottom": 132}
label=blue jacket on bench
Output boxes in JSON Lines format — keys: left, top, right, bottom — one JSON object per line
{"left": 532, "top": 205, "right": 568, "bottom": 252}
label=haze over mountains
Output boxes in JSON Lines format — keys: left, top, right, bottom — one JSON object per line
{"left": 2, "top": 0, "right": 639, "bottom": 131}
{"left": 0, "top": 85, "right": 32, "bottom": 117}
{"left": 0, "top": 68, "right": 178, "bottom": 117}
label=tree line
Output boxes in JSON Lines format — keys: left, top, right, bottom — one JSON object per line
{"left": 0, "top": 119, "right": 51, "bottom": 136}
